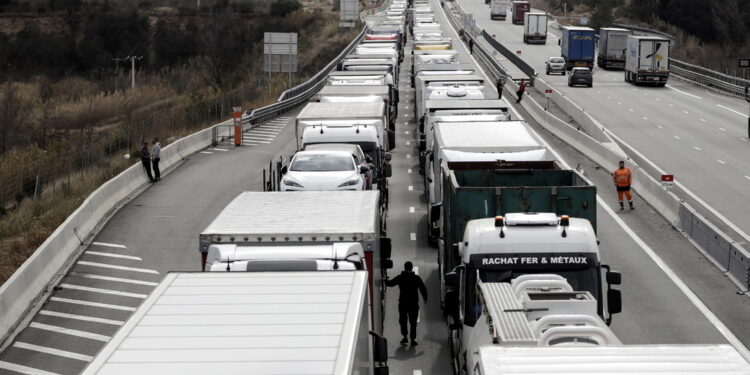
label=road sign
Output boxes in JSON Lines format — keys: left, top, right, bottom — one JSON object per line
{"left": 340, "top": 0, "right": 359, "bottom": 27}
{"left": 263, "top": 32, "right": 298, "bottom": 73}
{"left": 661, "top": 174, "right": 674, "bottom": 188}
{"left": 516, "top": 50, "right": 522, "bottom": 55}
{"left": 544, "top": 89, "right": 553, "bottom": 94}
{"left": 739, "top": 58, "right": 750, "bottom": 68}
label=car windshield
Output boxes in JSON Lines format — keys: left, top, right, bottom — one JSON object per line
{"left": 573, "top": 69, "right": 591, "bottom": 76}
{"left": 290, "top": 154, "right": 354, "bottom": 172}
{"left": 549, "top": 58, "right": 564, "bottom": 63}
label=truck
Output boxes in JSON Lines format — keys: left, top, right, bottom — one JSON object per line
{"left": 560, "top": 26, "right": 596, "bottom": 70}
{"left": 327, "top": 70, "right": 398, "bottom": 106}
{"left": 340, "top": 57, "right": 400, "bottom": 84}
{"left": 447, "top": 274, "right": 622, "bottom": 373}
{"left": 490, "top": 0, "right": 509, "bottom": 20}
{"left": 198, "top": 191, "right": 392, "bottom": 333}
{"left": 475, "top": 345, "right": 750, "bottom": 374}
{"left": 625, "top": 35, "right": 670, "bottom": 86}
{"left": 523, "top": 12, "right": 547, "bottom": 44}
{"left": 313, "top": 84, "right": 397, "bottom": 129}
{"left": 597, "top": 27, "right": 632, "bottom": 69}
{"left": 294, "top": 102, "right": 394, "bottom": 196}
{"left": 82, "top": 271, "right": 390, "bottom": 375}
{"left": 414, "top": 74, "right": 486, "bottom": 125}
{"left": 511, "top": 1, "right": 529, "bottom": 25}
{"left": 412, "top": 61, "right": 474, "bottom": 88}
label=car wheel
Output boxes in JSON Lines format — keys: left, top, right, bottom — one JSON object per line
{"left": 589, "top": 83, "right": 593, "bottom": 87}
{"left": 568, "top": 82, "right": 572, "bottom": 87}
{"left": 546, "top": 69, "right": 550, "bottom": 75}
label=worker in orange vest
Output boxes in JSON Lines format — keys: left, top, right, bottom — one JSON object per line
{"left": 612, "top": 160, "right": 633, "bottom": 210}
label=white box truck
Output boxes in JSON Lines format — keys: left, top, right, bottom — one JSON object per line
{"left": 198, "top": 191, "right": 393, "bottom": 333}
{"left": 82, "top": 271, "right": 390, "bottom": 375}
{"left": 597, "top": 27, "right": 632, "bottom": 69}
{"left": 414, "top": 74, "right": 486, "bottom": 126}
{"left": 625, "top": 35, "right": 670, "bottom": 86}
{"left": 490, "top": 0, "right": 509, "bottom": 20}
{"left": 523, "top": 12, "right": 547, "bottom": 44}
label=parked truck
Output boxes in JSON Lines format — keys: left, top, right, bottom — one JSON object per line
{"left": 490, "top": 0, "right": 509, "bottom": 20}
{"left": 523, "top": 12, "right": 547, "bottom": 44}
{"left": 625, "top": 35, "right": 670, "bottom": 86}
{"left": 82, "top": 271, "right": 390, "bottom": 375}
{"left": 597, "top": 27, "right": 632, "bottom": 69}
{"left": 511, "top": 1, "right": 529, "bottom": 25}
{"left": 414, "top": 74, "right": 486, "bottom": 125}
{"left": 560, "top": 26, "right": 596, "bottom": 70}
{"left": 199, "top": 191, "right": 392, "bottom": 333}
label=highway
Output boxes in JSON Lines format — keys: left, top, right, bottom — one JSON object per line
{"left": 456, "top": 0, "right": 750, "bottom": 240}
{"left": 1, "top": 1, "right": 750, "bottom": 374}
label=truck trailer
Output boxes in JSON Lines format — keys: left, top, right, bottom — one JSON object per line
{"left": 510, "top": 1, "right": 529, "bottom": 25}
{"left": 597, "top": 27, "right": 632, "bottom": 69}
{"left": 490, "top": 0, "right": 509, "bottom": 20}
{"left": 198, "top": 191, "right": 393, "bottom": 333}
{"left": 523, "top": 12, "right": 547, "bottom": 44}
{"left": 560, "top": 26, "right": 596, "bottom": 70}
{"left": 625, "top": 35, "right": 670, "bottom": 86}
{"left": 82, "top": 271, "right": 390, "bottom": 375}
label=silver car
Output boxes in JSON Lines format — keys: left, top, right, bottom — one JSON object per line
{"left": 545, "top": 56, "right": 566, "bottom": 75}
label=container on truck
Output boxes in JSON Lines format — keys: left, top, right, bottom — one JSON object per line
{"left": 560, "top": 26, "right": 596, "bottom": 70}
{"left": 625, "top": 36, "right": 670, "bottom": 86}
{"left": 199, "top": 192, "right": 393, "bottom": 333}
{"left": 82, "top": 271, "right": 390, "bottom": 375}
{"left": 490, "top": 0, "right": 509, "bottom": 20}
{"left": 314, "top": 85, "right": 397, "bottom": 126}
{"left": 597, "top": 27, "right": 632, "bottom": 69}
{"left": 523, "top": 12, "right": 547, "bottom": 44}
{"left": 475, "top": 345, "right": 750, "bottom": 374}
{"left": 451, "top": 274, "right": 622, "bottom": 373}
{"left": 511, "top": 1, "right": 530, "bottom": 25}
{"left": 327, "top": 71, "right": 398, "bottom": 106}
{"left": 412, "top": 63, "right": 475, "bottom": 87}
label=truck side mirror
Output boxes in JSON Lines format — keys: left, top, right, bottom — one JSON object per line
{"left": 430, "top": 204, "right": 441, "bottom": 222}
{"left": 607, "top": 289, "right": 622, "bottom": 315}
{"left": 384, "top": 163, "right": 393, "bottom": 178}
{"left": 606, "top": 270, "right": 622, "bottom": 285}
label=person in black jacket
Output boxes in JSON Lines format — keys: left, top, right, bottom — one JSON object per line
{"left": 140, "top": 142, "right": 155, "bottom": 183}
{"left": 386, "top": 261, "right": 428, "bottom": 346}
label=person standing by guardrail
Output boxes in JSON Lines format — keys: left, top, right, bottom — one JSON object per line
{"left": 385, "top": 261, "right": 428, "bottom": 347}
{"left": 140, "top": 142, "right": 156, "bottom": 183}
{"left": 613, "top": 160, "right": 634, "bottom": 210}
{"left": 515, "top": 79, "right": 526, "bottom": 103}
{"left": 151, "top": 137, "right": 161, "bottom": 182}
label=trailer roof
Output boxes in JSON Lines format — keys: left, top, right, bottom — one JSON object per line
{"left": 318, "top": 85, "right": 389, "bottom": 96}
{"left": 83, "top": 271, "right": 369, "bottom": 375}
{"left": 297, "top": 102, "right": 386, "bottom": 120}
{"left": 426, "top": 99, "right": 507, "bottom": 112}
{"left": 435, "top": 121, "right": 545, "bottom": 152}
{"left": 629, "top": 35, "right": 671, "bottom": 41}
{"left": 201, "top": 191, "right": 379, "bottom": 238}
{"left": 478, "top": 345, "right": 750, "bottom": 374}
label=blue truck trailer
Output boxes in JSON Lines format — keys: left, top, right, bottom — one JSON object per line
{"left": 560, "top": 26, "right": 596, "bottom": 70}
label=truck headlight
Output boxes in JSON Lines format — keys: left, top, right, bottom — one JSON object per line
{"left": 338, "top": 177, "right": 361, "bottom": 187}
{"left": 282, "top": 178, "right": 303, "bottom": 188}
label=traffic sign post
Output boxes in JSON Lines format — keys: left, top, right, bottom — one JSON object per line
{"left": 544, "top": 89, "right": 552, "bottom": 111}
{"left": 742, "top": 58, "right": 749, "bottom": 136}
{"left": 661, "top": 174, "right": 674, "bottom": 190}
{"left": 233, "top": 107, "right": 242, "bottom": 147}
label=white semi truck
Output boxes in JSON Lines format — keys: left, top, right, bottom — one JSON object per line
{"left": 82, "top": 271, "right": 390, "bottom": 375}
{"left": 522, "top": 12, "right": 547, "bottom": 44}
{"left": 198, "top": 191, "right": 393, "bottom": 333}
{"left": 625, "top": 35, "right": 670, "bottom": 86}
{"left": 414, "top": 74, "right": 486, "bottom": 125}
{"left": 490, "top": 0, "right": 509, "bottom": 20}
{"left": 597, "top": 27, "right": 632, "bottom": 69}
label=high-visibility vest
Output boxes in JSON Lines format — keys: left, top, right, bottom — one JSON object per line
{"left": 613, "top": 168, "right": 632, "bottom": 187}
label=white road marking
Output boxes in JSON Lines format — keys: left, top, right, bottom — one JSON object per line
{"left": 742, "top": 138, "right": 749, "bottom": 142}
{"left": 666, "top": 85, "right": 703, "bottom": 99}
{"left": 91, "top": 242, "right": 126, "bottom": 249}
{"left": 407, "top": 169, "right": 412, "bottom": 174}
{"left": 628, "top": 108, "right": 635, "bottom": 112}
{"left": 669, "top": 103, "right": 675, "bottom": 107}
{"left": 209, "top": 148, "right": 229, "bottom": 152}
{"left": 597, "top": 91, "right": 602, "bottom": 94}
{"left": 693, "top": 146, "right": 702, "bottom": 151}
{"left": 408, "top": 185, "right": 414, "bottom": 191}
{"left": 60, "top": 284, "right": 148, "bottom": 299}
{"left": 0, "top": 361, "right": 61, "bottom": 375}
{"left": 410, "top": 233, "right": 416, "bottom": 241}
{"left": 683, "top": 110, "right": 689, "bottom": 114}
{"left": 700, "top": 118, "right": 706, "bottom": 122}
{"left": 598, "top": 196, "right": 750, "bottom": 362}
{"left": 718, "top": 160, "right": 726, "bottom": 165}
{"left": 199, "top": 151, "right": 212, "bottom": 154}
{"left": 657, "top": 125, "right": 664, "bottom": 129}
{"left": 29, "top": 322, "right": 110, "bottom": 342}
{"left": 76, "top": 261, "right": 159, "bottom": 274}
{"left": 406, "top": 141, "right": 411, "bottom": 146}
{"left": 717, "top": 104, "right": 749, "bottom": 118}
{"left": 406, "top": 154, "right": 411, "bottom": 159}
{"left": 39, "top": 310, "right": 124, "bottom": 325}
{"left": 745, "top": 176, "right": 750, "bottom": 180}
{"left": 643, "top": 92, "right": 649, "bottom": 96}
{"left": 85, "top": 251, "right": 141, "bottom": 261}
{"left": 50, "top": 297, "right": 136, "bottom": 311}
{"left": 642, "top": 116, "right": 648, "bottom": 121}
{"left": 13, "top": 342, "right": 93, "bottom": 362}
{"left": 414, "top": 371, "right": 422, "bottom": 375}
{"left": 674, "top": 135, "right": 680, "bottom": 140}
{"left": 69, "top": 272, "right": 158, "bottom": 286}
{"left": 719, "top": 127, "right": 726, "bottom": 132}
{"left": 406, "top": 131, "right": 409, "bottom": 134}
{"left": 410, "top": 207, "right": 415, "bottom": 213}
{"left": 607, "top": 96, "right": 611, "bottom": 100}
{"left": 244, "top": 134, "right": 276, "bottom": 140}
{"left": 617, "top": 102, "right": 622, "bottom": 105}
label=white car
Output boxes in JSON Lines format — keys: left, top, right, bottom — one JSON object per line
{"left": 545, "top": 56, "right": 566, "bottom": 75}
{"left": 280, "top": 150, "right": 368, "bottom": 191}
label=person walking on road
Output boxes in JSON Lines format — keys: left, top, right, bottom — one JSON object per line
{"left": 386, "top": 261, "right": 428, "bottom": 346}
{"left": 469, "top": 39, "right": 474, "bottom": 54}
{"left": 612, "top": 160, "right": 634, "bottom": 210}
{"left": 151, "top": 137, "right": 161, "bottom": 181}
{"left": 496, "top": 76, "right": 505, "bottom": 100}
{"left": 140, "top": 142, "right": 155, "bottom": 183}
{"left": 515, "top": 79, "right": 527, "bottom": 103}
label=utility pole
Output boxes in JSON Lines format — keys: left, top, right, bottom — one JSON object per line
{"left": 112, "top": 57, "right": 125, "bottom": 91}
{"left": 125, "top": 56, "right": 143, "bottom": 89}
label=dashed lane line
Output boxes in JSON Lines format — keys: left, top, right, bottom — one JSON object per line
{"left": 50, "top": 297, "right": 136, "bottom": 312}
{"left": 674, "top": 135, "right": 681, "bottom": 140}
{"left": 76, "top": 261, "right": 159, "bottom": 274}
{"left": 39, "top": 310, "right": 124, "bottom": 326}
{"left": 407, "top": 169, "right": 412, "bottom": 174}
{"left": 410, "top": 233, "right": 416, "bottom": 241}
{"left": 408, "top": 186, "right": 414, "bottom": 191}
{"left": 694, "top": 146, "right": 702, "bottom": 151}
{"left": 13, "top": 342, "right": 93, "bottom": 362}
{"left": 0, "top": 360, "right": 61, "bottom": 375}
{"left": 410, "top": 207, "right": 415, "bottom": 213}
{"left": 91, "top": 242, "right": 126, "bottom": 249}
{"left": 84, "top": 251, "right": 142, "bottom": 261}
{"left": 718, "top": 160, "right": 726, "bottom": 165}
{"left": 68, "top": 272, "right": 158, "bottom": 286}
{"left": 59, "top": 284, "right": 148, "bottom": 299}
{"left": 29, "top": 322, "right": 110, "bottom": 342}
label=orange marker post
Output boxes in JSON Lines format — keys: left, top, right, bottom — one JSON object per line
{"left": 233, "top": 107, "right": 242, "bottom": 146}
